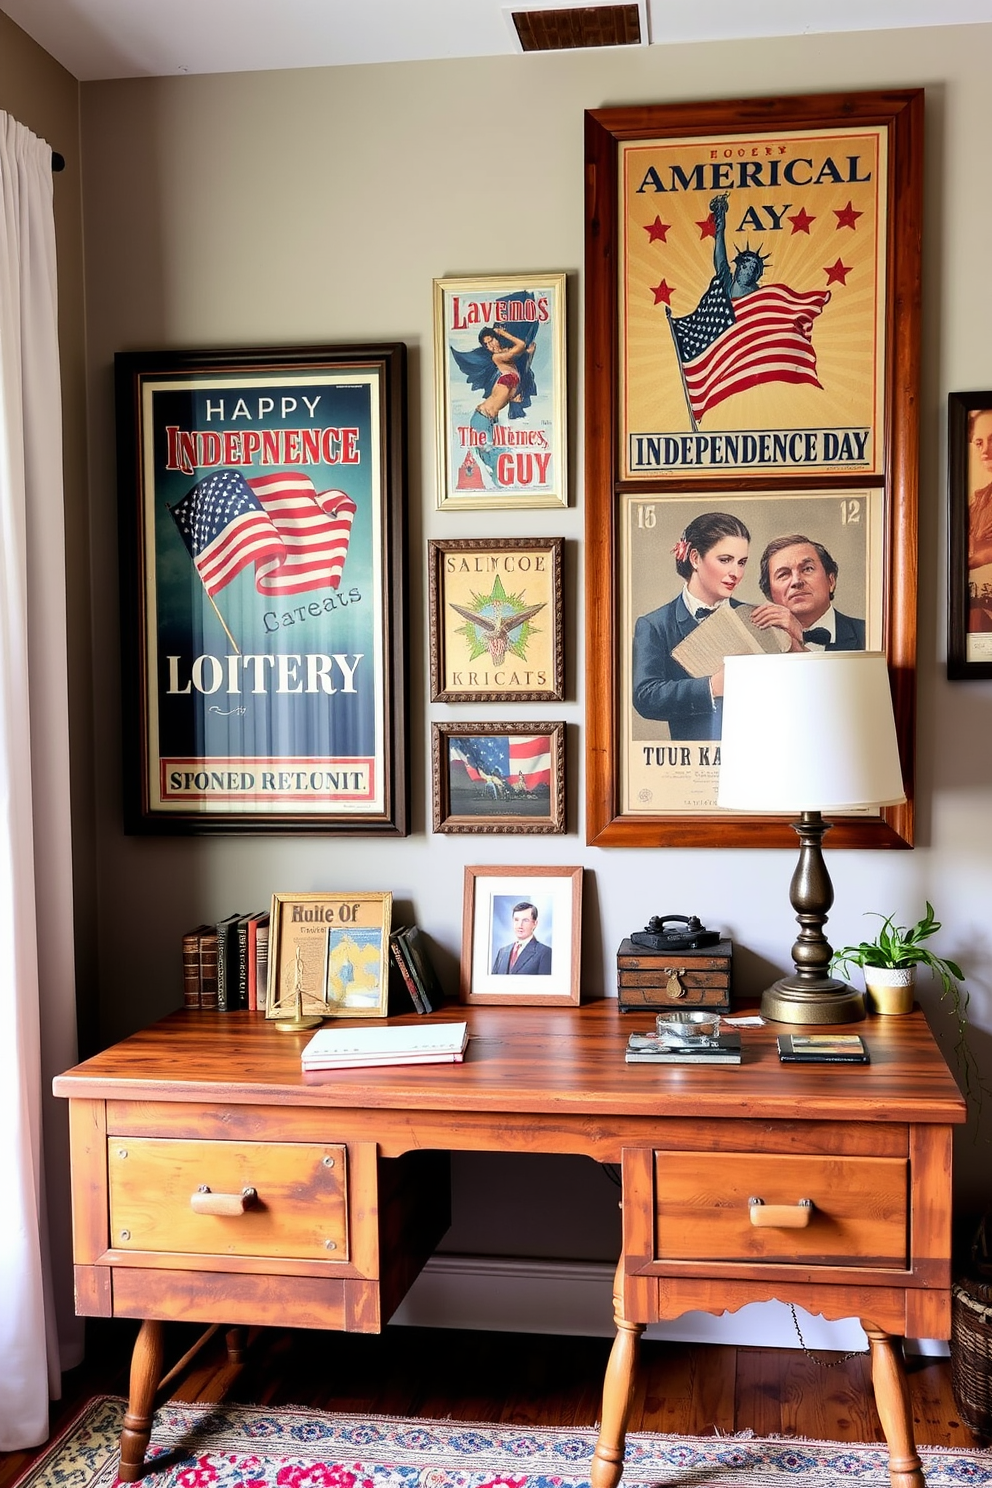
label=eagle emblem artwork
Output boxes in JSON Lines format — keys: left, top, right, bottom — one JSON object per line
{"left": 620, "top": 124, "right": 887, "bottom": 479}
{"left": 117, "top": 349, "right": 405, "bottom": 831}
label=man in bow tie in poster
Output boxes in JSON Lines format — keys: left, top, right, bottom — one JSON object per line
{"left": 751, "top": 535, "right": 866, "bottom": 652}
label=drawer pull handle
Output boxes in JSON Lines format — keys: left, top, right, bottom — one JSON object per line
{"left": 190, "top": 1185, "right": 258, "bottom": 1216}
{"left": 748, "top": 1197, "right": 813, "bottom": 1229}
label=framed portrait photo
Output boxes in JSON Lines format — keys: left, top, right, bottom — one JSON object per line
{"left": 266, "top": 891, "right": 392, "bottom": 1021}
{"left": 948, "top": 391, "right": 992, "bottom": 679}
{"left": 432, "top": 721, "right": 565, "bottom": 834}
{"left": 433, "top": 273, "right": 567, "bottom": 510}
{"left": 428, "top": 537, "right": 563, "bottom": 702}
{"left": 460, "top": 865, "right": 582, "bottom": 1006}
{"left": 584, "top": 89, "right": 922, "bottom": 850}
{"left": 115, "top": 343, "right": 408, "bottom": 835}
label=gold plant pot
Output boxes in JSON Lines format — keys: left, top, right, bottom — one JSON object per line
{"left": 864, "top": 965, "right": 916, "bottom": 1015}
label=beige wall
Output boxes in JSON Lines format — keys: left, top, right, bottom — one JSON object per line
{"left": 76, "top": 27, "right": 992, "bottom": 1247}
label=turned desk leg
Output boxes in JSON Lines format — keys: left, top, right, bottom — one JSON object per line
{"left": 861, "top": 1322, "right": 925, "bottom": 1488}
{"left": 592, "top": 1257, "right": 645, "bottom": 1488}
{"left": 119, "top": 1318, "right": 165, "bottom": 1482}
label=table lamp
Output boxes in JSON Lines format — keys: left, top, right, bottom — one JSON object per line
{"left": 717, "top": 651, "right": 906, "bottom": 1025}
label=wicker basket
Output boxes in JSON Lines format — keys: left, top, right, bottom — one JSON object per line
{"left": 952, "top": 1216, "right": 992, "bottom": 1444}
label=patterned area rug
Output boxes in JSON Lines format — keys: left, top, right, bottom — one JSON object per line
{"left": 13, "top": 1396, "right": 992, "bottom": 1488}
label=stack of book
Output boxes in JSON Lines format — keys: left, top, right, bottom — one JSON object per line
{"left": 625, "top": 1030, "right": 742, "bottom": 1065}
{"left": 301, "top": 1021, "right": 469, "bottom": 1073}
{"left": 182, "top": 912, "right": 270, "bottom": 1012}
{"left": 389, "top": 925, "right": 445, "bottom": 1014}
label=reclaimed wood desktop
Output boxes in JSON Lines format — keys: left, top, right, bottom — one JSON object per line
{"left": 54, "top": 1003, "right": 966, "bottom": 1488}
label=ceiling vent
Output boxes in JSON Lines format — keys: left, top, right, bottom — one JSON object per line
{"left": 505, "top": 2, "right": 648, "bottom": 52}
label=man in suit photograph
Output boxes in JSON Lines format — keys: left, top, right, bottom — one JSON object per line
{"left": 751, "top": 534, "right": 866, "bottom": 652}
{"left": 491, "top": 901, "right": 553, "bottom": 976}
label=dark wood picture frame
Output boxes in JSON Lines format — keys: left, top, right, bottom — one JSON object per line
{"left": 428, "top": 537, "right": 563, "bottom": 703}
{"left": 947, "top": 391, "right": 992, "bottom": 679}
{"left": 432, "top": 721, "right": 565, "bottom": 834}
{"left": 584, "top": 89, "right": 922, "bottom": 849}
{"left": 116, "top": 343, "right": 408, "bottom": 835}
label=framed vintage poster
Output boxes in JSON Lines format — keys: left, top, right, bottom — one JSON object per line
{"left": 432, "top": 721, "right": 565, "bottom": 834}
{"left": 428, "top": 537, "right": 563, "bottom": 701}
{"left": 584, "top": 89, "right": 922, "bottom": 849}
{"left": 460, "top": 865, "right": 582, "bottom": 1005}
{"left": 266, "top": 891, "right": 392, "bottom": 1020}
{"left": 116, "top": 344, "right": 408, "bottom": 834}
{"left": 947, "top": 391, "right": 992, "bottom": 679}
{"left": 433, "top": 273, "right": 567, "bottom": 510}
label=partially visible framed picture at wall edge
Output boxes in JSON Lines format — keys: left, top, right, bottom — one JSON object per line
{"left": 584, "top": 89, "right": 922, "bottom": 850}
{"left": 116, "top": 344, "right": 408, "bottom": 834}
{"left": 948, "top": 391, "right": 992, "bottom": 679}
{"left": 433, "top": 273, "right": 567, "bottom": 510}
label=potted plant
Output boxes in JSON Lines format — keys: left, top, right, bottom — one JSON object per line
{"left": 831, "top": 901, "right": 966, "bottom": 1018}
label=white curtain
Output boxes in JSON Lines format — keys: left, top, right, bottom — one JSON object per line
{"left": 0, "top": 111, "right": 82, "bottom": 1449}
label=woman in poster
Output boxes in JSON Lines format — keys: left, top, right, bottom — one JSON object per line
{"left": 631, "top": 510, "right": 751, "bottom": 741}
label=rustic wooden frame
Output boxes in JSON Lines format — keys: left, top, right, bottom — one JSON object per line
{"left": 432, "top": 721, "right": 565, "bottom": 834}
{"left": 584, "top": 89, "right": 922, "bottom": 849}
{"left": 428, "top": 537, "right": 563, "bottom": 702}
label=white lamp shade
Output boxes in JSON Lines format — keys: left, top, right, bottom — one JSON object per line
{"left": 716, "top": 652, "right": 906, "bottom": 813}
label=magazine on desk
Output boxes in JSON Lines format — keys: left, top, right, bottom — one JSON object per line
{"left": 301, "top": 1021, "right": 468, "bottom": 1071}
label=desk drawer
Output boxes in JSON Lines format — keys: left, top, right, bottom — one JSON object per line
{"left": 653, "top": 1151, "right": 908, "bottom": 1268}
{"left": 108, "top": 1138, "right": 348, "bottom": 1262}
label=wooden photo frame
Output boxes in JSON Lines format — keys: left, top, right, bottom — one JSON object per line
{"left": 433, "top": 273, "right": 567, "bottom": 510}
{"left": 428, "top": 537, "right": 563, "bottom": 702}
{"left": 115, "top": 343, "right": 408, "bottom": 835}
{"left": 461, "top": 865, "right": 582, "bottom": 1005}
{"left": 432, "top": 721, "right": 565, "bottom": 834}
{"left": 948, "top": 391, "right": 992, "bottom": 679}
{"left": 583, "top": 89, "right": 922, "bottom": 849}
{"left": 266, "top": 891, "right": 392, "bottom": 1021}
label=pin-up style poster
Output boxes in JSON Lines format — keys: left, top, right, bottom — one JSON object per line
{"left": 433, "top": 274, "right": 567, "bottom": 510}
{"left": 620, "top": 125, "right": 887, "bottom": 481}
{"left": 116, "top": 347, "right": 407, "bottom": 833}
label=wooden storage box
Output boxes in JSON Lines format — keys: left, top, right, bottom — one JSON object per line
{"left": 616, "top": 937, "right": 732, "bottom": 1012}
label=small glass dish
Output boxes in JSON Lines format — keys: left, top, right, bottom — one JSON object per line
{"left": 655, "top": 1010, "right": 721, "bottom": 1044}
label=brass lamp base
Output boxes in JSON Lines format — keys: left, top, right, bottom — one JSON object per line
{"left": 760, "top": 976, "right": 865, "bottom": 1026}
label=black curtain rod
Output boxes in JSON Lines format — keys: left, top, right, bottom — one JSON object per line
{"left": 52, "top": 152, "right": 65, "bottom": 171}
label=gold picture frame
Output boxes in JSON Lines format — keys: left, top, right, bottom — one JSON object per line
{"left": 433, "top": 273, "right": 567, "bottom": 510}
{"left": 266, "top": 891, "right": 392, "bottom": 1020}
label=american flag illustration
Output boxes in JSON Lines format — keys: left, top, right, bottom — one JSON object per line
{"left": 450, "top": 734, "right": 551, "bottom": 791}
{"left": 170, "top": 468, "right": 357, "bottom": 599}
{"left": 668, "top": 281, "right": 831, "bottom": 424}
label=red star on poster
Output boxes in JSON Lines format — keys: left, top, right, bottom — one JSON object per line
{"left": 788, "top": 207, "right": 816, "bottom": 235}
{"left": 824, "top": 258, "right": 851, "bottom": 285}
{"left": 696, "top": 213, "right": 717, "bottom": 240}
{"left": 834, "top": 200, "right": 863, "bottom": 230}
{"left": 651, "top": 280, "right": 675, "bottom": 306}
{"left": 644, "top": 216, "right": 671, "bottom": 243}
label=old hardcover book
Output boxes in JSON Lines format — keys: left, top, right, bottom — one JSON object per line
{"left": 215, "top": 912, "right": 243, "bottom": 1012}
{"left": 255, "top": 916, "right": 270, "bottom": 1012}
{"left": 394, "top": 925, "right": 445, "bottom": 1013}
{"left": 671, "top": 602, "right": 790, "bottom": 679}
{"left": 389, "top": 936, "right": 426, "bottom": 1013}
{"left": 199, "top": 929, "right": 219, "bottom": 1011}
{"left": 181, "top": 924, "right": 211, "bottom": 1009}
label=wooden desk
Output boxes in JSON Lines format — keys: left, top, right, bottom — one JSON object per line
{"left": 54, "top": 1003, "right": 966, "bottom": 1488}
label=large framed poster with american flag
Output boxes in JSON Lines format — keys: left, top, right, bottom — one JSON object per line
{"left": 584, "top": 89, "right": 921, "bottom": 850}
{"left": 116, "top": 343, "right": 408, "bottom": 834}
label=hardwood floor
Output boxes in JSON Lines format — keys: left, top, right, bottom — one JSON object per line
{"left": 0, "top": 1319, "right": 983, "bottom": 1488}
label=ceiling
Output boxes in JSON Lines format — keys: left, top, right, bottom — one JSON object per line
{"left": 3, "top": 0, "right": 988, "bottom": 82}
